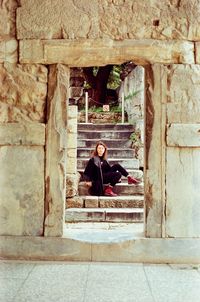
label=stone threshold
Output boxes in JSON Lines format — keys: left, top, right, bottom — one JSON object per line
{"left": 1, "top": 234, "right": 200, "bottom": 264}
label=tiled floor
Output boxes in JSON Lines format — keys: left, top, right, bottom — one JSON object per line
{"left": 0, "top": 261, "right": 200, "bottom": 302}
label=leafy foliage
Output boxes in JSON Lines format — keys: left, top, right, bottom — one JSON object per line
{"left": 125, "top": 90, "right": 141, "bottom": 101}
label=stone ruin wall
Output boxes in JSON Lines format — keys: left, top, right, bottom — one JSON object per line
{"left": 0, "top": 0, "right": 200, "bottom": 238}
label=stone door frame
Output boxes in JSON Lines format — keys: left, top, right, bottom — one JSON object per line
{"left": 20, "top": 39, "right": 195, "bottom": 238}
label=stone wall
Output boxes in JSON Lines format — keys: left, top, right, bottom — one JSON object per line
{"left": 0, "top": 0, "right": 200, "bottom": 242}
{"left": 119, "top": 66, "right": 144, "bottom": 167}
{"left": 17, "top": 0, "right": 200, "bottom": 41}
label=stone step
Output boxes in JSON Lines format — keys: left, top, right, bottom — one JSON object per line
{"left": 65, "top": 208, "right": 144, "bottom": 223}
{"left": 78, "top": 181, "right": 144, "bottom": 196}
{"left": 66, "top": 195, "right": 144, "bottom": 209}
{"left": 114, "top": 183, "right": 144, "bottom": 195}
{"left": 78, "top": 138, "right": 131, "bottom": 148}
{"left": 77, "top": 158, "right": 140, "bottom": 170}
{"left": 88, "top": 195, "right": 143, "bottom": 208}
{"left": 77, "top": 147, "right": 134, "bottom": 158}
{"left": 78, "top": 123, "right": 135, "bottom": 131}
{"left": 78, "top": 129, "right": 133, "bottom": 140}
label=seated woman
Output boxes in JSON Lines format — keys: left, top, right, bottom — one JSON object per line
{"left": 83, "top": 141, "right": 141, "bottom": 197}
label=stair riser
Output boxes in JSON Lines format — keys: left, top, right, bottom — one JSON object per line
{"left": 114, "top": 185, "right": 144, "bottom": 195}
{"left": 77, "top": 159, "right": 140, "bottom": 170}
{"left": 78, "top": 124, "right": 135, "bottom": 131}
{"left": 77, "top": 149, "right": 134, "bottom": 158}
{"left": 65, "top": 211, "right": 143, "bottom": 223}
{"left": 78, "top": 140, "right": 131, "bottom": 148}
{"left": 99, "top": 200, "right": 143, "bottom": 208}
{"left": 78, "top": 184, "right": 144, "bottom": 196}
{"left": 78, "top": 131, "right": 133, "bottom": 140}
{"left": 66, "top": 196, "right": 144, "bottom": 209}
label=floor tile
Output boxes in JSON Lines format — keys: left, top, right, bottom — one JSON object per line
{"left": 0, "top": 278, "right": 25, "bottom": 302}
{"left": 84, "top": 263, "right": 154, "bottom": 302}
{"left": 13, "top": 263, "right": 89, "bottom": 302}
{"left": 0, "top": 261, "right": 35, "bottom": 279}
{"left": 144, "top": 264, "right": 200, "bottom": 302}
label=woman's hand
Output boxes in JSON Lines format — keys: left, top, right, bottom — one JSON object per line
{"left": 85, "top": 181, "right": 92, "bottom": 187}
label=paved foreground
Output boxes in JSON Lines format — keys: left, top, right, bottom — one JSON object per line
{"left": 0, "top": 260, "right": 200, "bottom": 302}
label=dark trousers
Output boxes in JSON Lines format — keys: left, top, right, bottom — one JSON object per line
{"left": 103, "top": 164, "right": 128, "bottom": 187}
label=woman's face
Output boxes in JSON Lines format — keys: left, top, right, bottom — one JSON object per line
{"left": 97, "top": 144, "right": 105, "bottom": 157}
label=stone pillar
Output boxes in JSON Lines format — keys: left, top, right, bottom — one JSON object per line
{"left": 44, "top": 64, "right": 69, "bottom": 237}
{"left": 0, "top": 63, "right": 47, "bottom": 236}
{"left": 66, "top": 105, "right": 82, "bottom": 208}
{"left": 145, "top": 64, "right": 166, "bottom": 238}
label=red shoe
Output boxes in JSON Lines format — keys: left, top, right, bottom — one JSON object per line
{"left": 127, "top": 175, "right": 141, "bottom": 185}
{"left": 104, "top": 185, "right": 118, "bottom": 197}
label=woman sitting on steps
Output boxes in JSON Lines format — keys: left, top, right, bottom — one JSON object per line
{"left": 83, "top": 141, "right": 141, "bottom": 197}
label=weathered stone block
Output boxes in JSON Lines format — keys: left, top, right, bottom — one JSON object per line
{"left": 17, "top": 0, "right": 99, "bottom": 39}
{"left": 0, "top": 146, "right": 44, "bottom": 236}
{"left": 17, "top": 1, "right": 200, "bottom": 41}
{"left": 105, "top": 209, "right": 143, "bottom": 223}
{"left": 67, "top": 118, "right": 77, "bottom": 134}
{"left": 99, "top": 0, "right": 200, "bottom": 41}
{"left": 66, "top": 197, "right": 84, "bottom": 208}
{"left": 167, "top": 123, "right": 200, "bottom": 147}
{"left": 68, "top": 105, "right": 78, "bottom": 119}
{"left": 65, "top": 208, "right": 105, "bottom": 222}
{"left": 85, "top": 197, "right": 99, "bottom": 208}
{"left": 0, "top": 123, "right": 45, "bottom": 146}
{"left": 67, "top": 133, "right": 77, "bottom": 148}
{"left": 166, "top": 148, "right": 200, "bottom": 237}
{"left": 0, "top": 63, "right": 47, "bottom": 123}
{"left": 0, "top": 40, "right": 18, "bottom": 63}
{"left": 196, "top": 42, "right": 200, "bottom": 64}
{"left": 67, "top": 148, "right": 77, "bottom": 159}
{"left": 99, "top": 196, "right": 144, "bottom": 208}
{"left": 0, "top": 0, "right": 18, "bottom": 39}
{"left": 66, "top": 157, "right": 77, "bottom": 174}
{"left": 66, "top": 173, "right": 80, "bottom": 198}
{"left": 166, "top": 65, "right": 200, "bottom": 123}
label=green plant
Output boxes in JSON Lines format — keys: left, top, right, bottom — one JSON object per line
{"left": 129, "top": 129, "right": 142, "bottom": 158}
{"left": 89, "top": 106, "right": 104, "bottom": 113}
{"left": 110, "top": 105, "right": 122, "bottom": 113}
{"left": 124, "top": 90, "right": 141, "bottom": 101}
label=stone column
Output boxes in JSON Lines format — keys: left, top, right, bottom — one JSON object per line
{"left": 66, "top": 105, "right": 82, "bottom": 208}
{"left": 0, "top": 63, "right": 47, "bottom": 236}
{"left": 145, "top": 64, "right": 166, "bottom": 238}
{"left": 44, "top": 64, "right": 69, "bottom": 237}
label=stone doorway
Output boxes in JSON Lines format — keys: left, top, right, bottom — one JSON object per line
{"left": 20, "top": 38, "right": 196, "bottom": 240}
{"left": 65, "top": 65, "right": 145, "bottom": 239}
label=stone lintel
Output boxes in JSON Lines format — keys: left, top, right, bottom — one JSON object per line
{"left": 0, "top": 236, "right": 200, "bottom": 263}
{"left": 0, "top": 122, "right": 45, "bottom": 146}
{"left": 19, "top": 39, "right": 195, "bottom": 66}
{"left": 167, "top": 123, "right": 200, "bottom": 147}
{"left": 0, "top": 39, "right": 18, "bottom": 63}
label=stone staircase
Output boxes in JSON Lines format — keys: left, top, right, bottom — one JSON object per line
{"left": 65, "top": 123, "right": 144, "bottom": 223}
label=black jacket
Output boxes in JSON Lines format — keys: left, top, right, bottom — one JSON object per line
{"left": 83, "top": 156, "right": 111, "bottom": 196}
